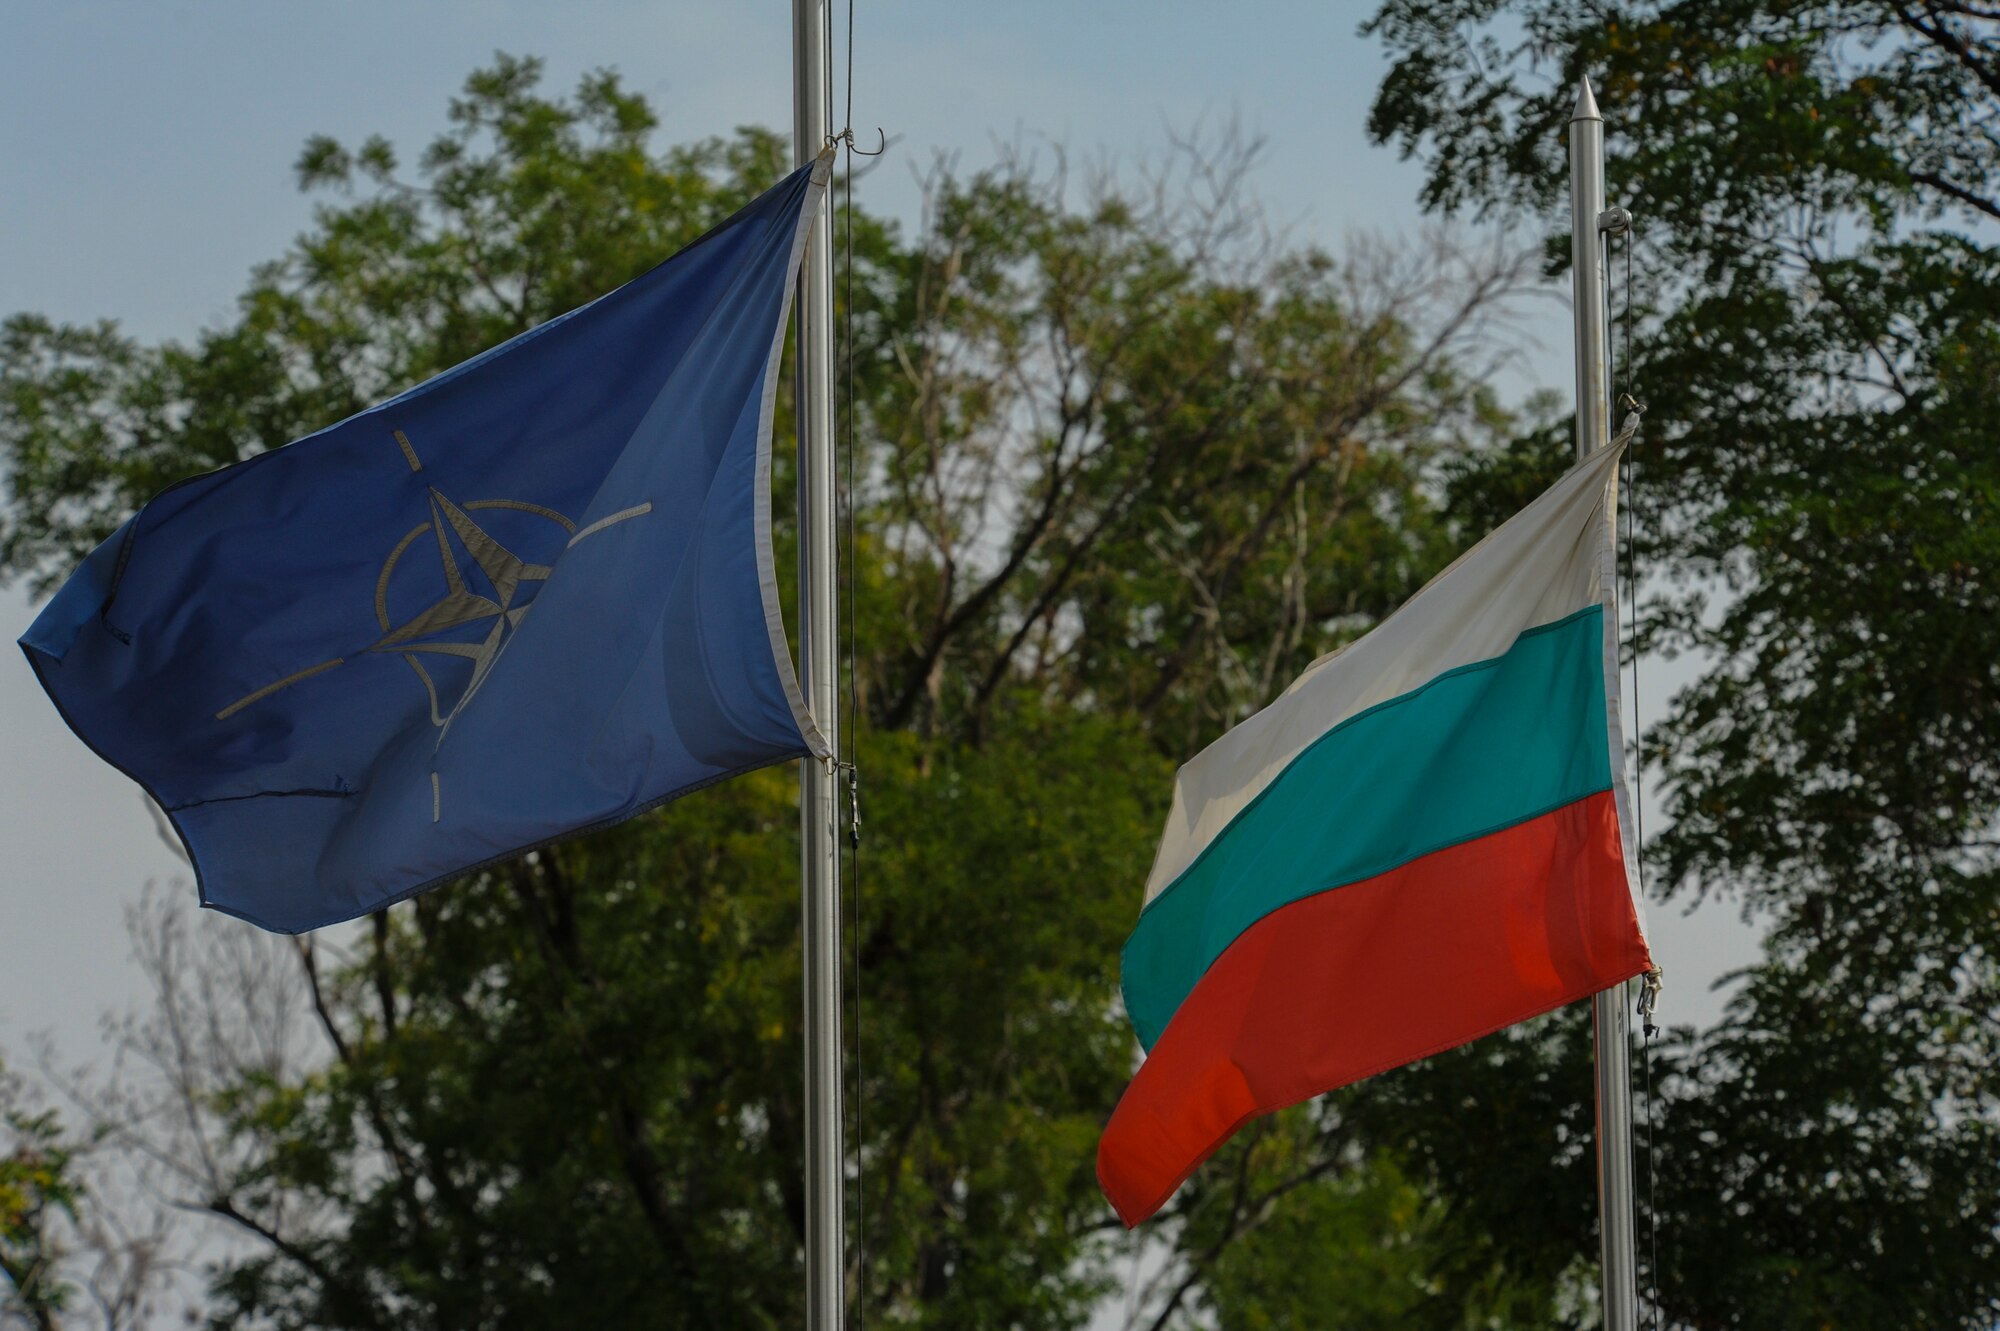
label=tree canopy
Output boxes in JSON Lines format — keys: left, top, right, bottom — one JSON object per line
{"left": 1, "top": 1060, "right": 79, "bottom": 1331}
{"left": 3, "top": 56, "right": 1533, "bottom": 1330}
{"left": 1366, "top": 3, "right": 2000, "bottom": 1326}
{"left": 12, "top": 14, "right": 1992, "bottom": 1324}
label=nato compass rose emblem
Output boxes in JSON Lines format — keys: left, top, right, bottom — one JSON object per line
{"left": 215, "top": 428, "right": 651, "bottom": 820}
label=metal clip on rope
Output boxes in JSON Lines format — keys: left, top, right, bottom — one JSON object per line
{"left": 1636, "top": 966, "right": 1664, "bottom": 1039}
{"left": 837, "top": 760, "right": 862, "bottom": 847}
{"left": 1612, "top": 397, "right": 1645, "bottom": 451}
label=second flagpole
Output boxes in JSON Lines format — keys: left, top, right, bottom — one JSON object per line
{"left": 794, "top": 0, "right": 846, "bottom": 1328}
{"left": 1569, "top": 75, "right": 1640, "bottom": 1331}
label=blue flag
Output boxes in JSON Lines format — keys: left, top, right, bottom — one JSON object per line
{"left": 22, "top": 154, "right": 833, "bottom": 932}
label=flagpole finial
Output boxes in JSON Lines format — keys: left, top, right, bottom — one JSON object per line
{"left": 1570, "top": 75, "right": 1602, "bottom": 124}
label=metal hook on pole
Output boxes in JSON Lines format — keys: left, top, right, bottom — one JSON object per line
{"left": 839, "top": 127, "right": 887, "bottom": 156}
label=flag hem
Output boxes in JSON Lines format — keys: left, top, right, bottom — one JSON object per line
{"left": 753, "top": 148, "right": 837, "bottom": 760}
{"left": 1594, "top": 452, "right": 1648, "bottom": 941}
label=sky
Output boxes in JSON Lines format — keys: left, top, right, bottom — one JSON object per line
{"left": 0, "top": 0, "right": 1759, "bottom": 1206}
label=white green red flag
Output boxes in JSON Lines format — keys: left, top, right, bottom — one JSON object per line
{"left": 1099, "top": 439, "right": 1652, "bottom": 1226}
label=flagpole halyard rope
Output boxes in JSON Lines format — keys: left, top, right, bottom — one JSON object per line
{"left": 1613, "top": 215, "right": 1667, "bottom": 1331}
{"left": 839, "top": 0, "right": 869, "bottom": 1320}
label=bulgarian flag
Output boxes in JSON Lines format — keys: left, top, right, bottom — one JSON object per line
{"left": 1099, "top": 439, "right": 1652, "bottom": 1226}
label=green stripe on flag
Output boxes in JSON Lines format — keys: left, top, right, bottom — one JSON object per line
{"left": 1122, "top": 605, "right": 1613, "bottom": 1050}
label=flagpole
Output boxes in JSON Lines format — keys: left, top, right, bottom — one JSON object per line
{"left": 793, "top": 2, "right": 846, "bottom": 1328}
{"left": 1569, "top": 75, "right": 1639, "bottom": 1331}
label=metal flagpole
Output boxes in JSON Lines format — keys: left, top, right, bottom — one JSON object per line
{"left": 1569, "top": 75, "right": 1639, "bottom": 1331}
{"left": 793, "top": 1, "right": 845, "bottom": 1328}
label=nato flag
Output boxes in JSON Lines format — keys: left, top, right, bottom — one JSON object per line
{"left": 21, "top": 154, "right": 833, "bottom": 933}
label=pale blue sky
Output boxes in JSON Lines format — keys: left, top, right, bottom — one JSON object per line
{"left": 5, "top": 0, "right": 1457, "bottom": 340}
{"left": 0, "top": 2, "right": 1747, "bottom": 1079}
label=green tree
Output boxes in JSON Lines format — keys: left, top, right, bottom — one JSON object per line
{"left": 1, "top": 1059, "right": 79, "bottom": 1331}
{"left": 4, "top": 58, "right": 1534, "bottom": 1329}
{"left": 1362, "top": 3, "right": 2000, "bottom": 1327}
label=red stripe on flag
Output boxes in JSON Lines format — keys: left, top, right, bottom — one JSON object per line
{"left": 1098, "top": 790, "right": 1649, "bottom": 1226}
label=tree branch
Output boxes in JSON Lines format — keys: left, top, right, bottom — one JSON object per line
{"left": 1907, "top": 168, "right": 2000, "bottom": 221}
